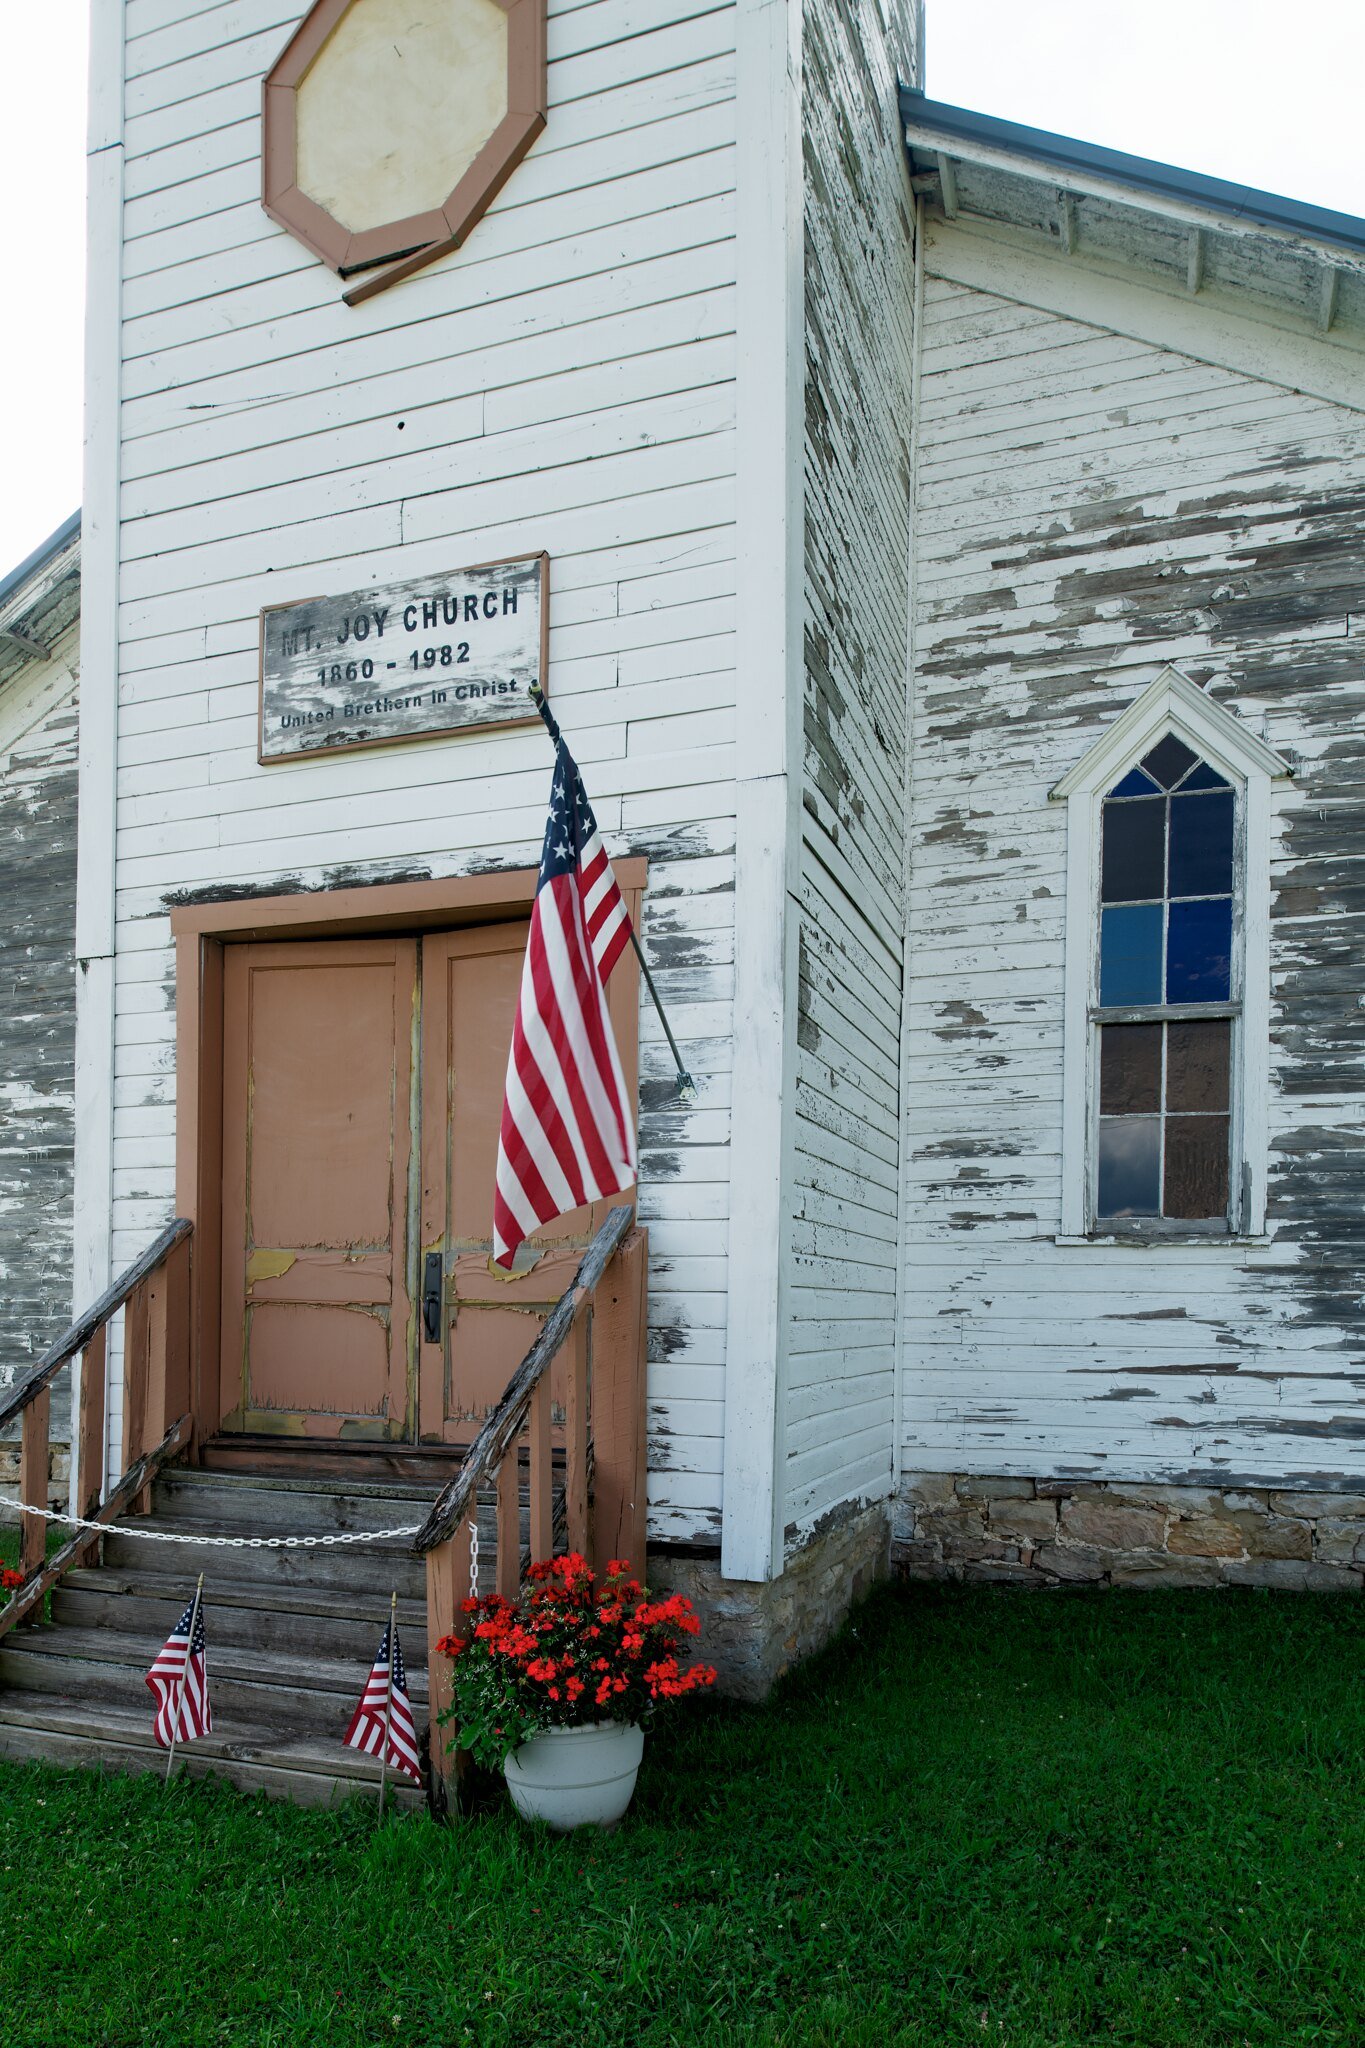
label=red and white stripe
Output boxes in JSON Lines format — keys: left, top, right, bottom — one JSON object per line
{"left": 579, "top": 822, "right": 631, "bottom": 983}
{"left": 146, "top": 1601, "right": 211, "bottom": 1748}
{"left": 492, "top": 833, "right": 636, "bottom": 1272}
{"left": 343, "top": 1627, "right": 422, "bottom": 1783}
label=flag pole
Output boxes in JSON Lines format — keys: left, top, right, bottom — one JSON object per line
{"left": 378, "top": 1590, "right": 397, "bottom": 1820}
{"left": 164, "top": 1572, "right": 204, "bottom": 1789}
{"left": 528, "top": 683, "right": 695, "bottom": 1102}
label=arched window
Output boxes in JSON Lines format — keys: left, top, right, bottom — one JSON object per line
{"left": 1052, "top": 667, "right": 1291, "bottom": 1242}
{"left": 1097, "top": 737, "right": 1234, "bottom": 1223}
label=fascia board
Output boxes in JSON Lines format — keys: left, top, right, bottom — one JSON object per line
{"left": 902, "top": 119, "right": 1365, "bottom": 277}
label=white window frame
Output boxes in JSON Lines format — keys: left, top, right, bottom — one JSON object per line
{"left": 1052, "top": 666, "right": 1292, "bottom": 1241}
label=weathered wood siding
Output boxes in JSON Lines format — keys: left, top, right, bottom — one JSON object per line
{"left": 110, "top": 0, "right": 741, "bottom": 1542}
{"left": 903, "top": 264, "right": 1365, "bottom": 1486}
{"left": 790, "top": 0, "right": 917, "bottom": 1544}
{"left": 0, "top": 629, "right": 79, "bottom": 1462}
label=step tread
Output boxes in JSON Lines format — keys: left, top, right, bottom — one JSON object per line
{"left": 160, "top": 1469, "right": 443, "bottom": 1503}
{"left": 0, "top": 1690, "right": 423, "bottom": 1783}
{"left": 60, "top": 1566, "right": 428, "bottom": 1627}
{"left": 109, "top": 1515, "right": 423, "bottom": 1540}
{"left": 1, "top": 1626, "right": 429, "bottom": 1694}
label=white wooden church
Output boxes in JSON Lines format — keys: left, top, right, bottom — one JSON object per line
{"left": 2, "top": 0, "right": 1363, "bottom": 1802}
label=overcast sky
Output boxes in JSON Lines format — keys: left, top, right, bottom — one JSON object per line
{"left": 1, "top": 1, "right": 1362, "bottom": 575}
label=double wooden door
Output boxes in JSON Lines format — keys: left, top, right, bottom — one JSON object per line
{"left": 216, "top": 924, "right": 637, "bottom": 1445}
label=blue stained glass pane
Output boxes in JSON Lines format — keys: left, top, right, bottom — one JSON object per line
{"left": 1108, "top": 767, "right": 1161, "bottom": 798}
{"left": 1097, "top": 1118, "right": 1161, "bottom": 1217}
{"left": 1101, "top": 796, "right": 1165, "bottom": 902}
{"left": 1167, "top": 897, "right": 1232, "bottom": 1001}
{"left": 1100, "top": 903, "right": 1163, "bottom": 1005}
{"left": 1142, "top": 734, "right": 1199, "bottom": 788}
{"left": 1169, "top": 790, "right": 1234, "bottom": 896}
{"left": 1179, "top": 761, "right": 1230, "bottom": 792}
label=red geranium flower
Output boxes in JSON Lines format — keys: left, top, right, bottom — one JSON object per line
{"left": 1, "top": 1568, "right": 23, "bottom": 1592}
{"left": 439, "top": 1554, "right": 713, "bottom": 1773}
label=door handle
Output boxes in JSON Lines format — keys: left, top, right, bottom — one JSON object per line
{"left": 422, "top": 1252, "right": 444, "bottom": 1344}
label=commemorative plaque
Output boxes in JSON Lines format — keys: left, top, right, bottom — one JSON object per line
{"left": 258, "top": 552, "right": 547, "bottom": 762}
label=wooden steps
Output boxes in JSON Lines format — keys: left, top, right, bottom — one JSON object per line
{"left": 0, "top": 1695, "right": 425, "bottom": 1810}
{"left": 0, "top": 1464, "right": 550, "bottom": 1808}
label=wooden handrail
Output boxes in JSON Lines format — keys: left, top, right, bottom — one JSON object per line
{"left": 420, "top": 1202, "right": 648, "bottom": 1810}
{"left": 0, "top": 1413, "right": 191, "bottom": 1642}
{"left": 415, "top": 1203, "right": 635, "bottom": 1553}
{"left": 3, "top": 1219, "right": 193, "bottom": 1592}
{"left": 0, "top": 1218, "right": 192, "bottom": 1432}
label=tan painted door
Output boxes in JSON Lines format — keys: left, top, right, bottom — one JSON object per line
{"left": 218, "top": 939, "right": 417, "bottom": 1440}
{"left": 417, "top": 923, "right": 639, "bottom": 1443}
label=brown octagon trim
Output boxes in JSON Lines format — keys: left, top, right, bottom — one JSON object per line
{"left": 262, "top": 0, "right": 546, "bottom": 302}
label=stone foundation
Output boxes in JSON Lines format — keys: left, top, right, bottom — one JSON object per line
{"left": 0, "top": 1440, "right": 69, "bottom": 1512}
{"left": 894, "top": 1473, "right": 1365, "bottom": 1590}
{"left": 650, "top": 1501, "right": 890, "bottom": 1700}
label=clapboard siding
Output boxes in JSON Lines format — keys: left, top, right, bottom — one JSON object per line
{"left": 787, "top": 0, "right": 917, "bottom": 1546}
{"left": 901, "top": 266, "right": 1365, "bottom": 1487}
{"left": 0, "top": 629, "right": 79, "bottom": 1463}
{"left": 108, "top": 0, "right": 742, "bottom": 1542}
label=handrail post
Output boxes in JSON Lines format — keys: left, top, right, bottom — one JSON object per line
{"left": 529, "top": 1376, "right": 553, "bottom": 1561}
{"left": 75, "top": 1326, "right": 108, "bottom": 1566}
{"left": 589, "top": 1227, "right": 649, "bottom": 1580}
{"left": 122, "top": 1278, "right": 152, "bottom": 1517}
{"left": 19, "top": 1387, "right": 51, "bottom": 1581}
{"left": 495, "top": 1454, "right": 520, "bottom": 1601}
{"left": 564, "top": 1317, "right": 589, "bottom": 1557}
{"left": 426, "top": 1523, "right": 474, "bottom": 1813}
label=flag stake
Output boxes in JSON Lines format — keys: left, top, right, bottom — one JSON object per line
{"left": 164, "top": 1571, "right": 204, "bottom": 1788}
{"left": 528, "top": 683, "right": 695, "bottom": 1103}
{"left": 378, "top": 1590, "right": 397, "bottom": 1820}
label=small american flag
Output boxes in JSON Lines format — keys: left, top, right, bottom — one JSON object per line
{"left": 146, "top": 1590, "right": 211, "bottom": 1748}
{"left": 343, "top": 1621, "right": 422, "bottom": 1783}
{"left": 492, "top": 739, "right": 637, "bottom": 1269}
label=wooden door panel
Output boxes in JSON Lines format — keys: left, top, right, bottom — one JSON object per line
{"left": 246, "top": 1303, "right": 392, "bottom": 1419}
{"left": 219, "top": 939, "right": 416, "bottom": 1439}
{"left": 245, "top": 1251, "right": 392, "bottom": 1305}
{"left": 418, "top": 914, "right": 638, "bottom": 1442}
{"left": 246, "top": 962, "right": 399, "bottom": 1247}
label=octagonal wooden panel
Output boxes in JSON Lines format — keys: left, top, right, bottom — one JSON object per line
{"left": 263, "top": 0, "right": 546, "bottom": 281}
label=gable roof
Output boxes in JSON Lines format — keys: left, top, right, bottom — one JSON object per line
{"left": 0, "top": 511, "right": 81, "bottom": 692}
{"left": 901, "top": 91, "right": 1365, "bottom": 353}
{"left": 901, "top": 92, "right": 1365, "bottom": 260}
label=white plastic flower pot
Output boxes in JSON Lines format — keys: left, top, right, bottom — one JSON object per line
{"left": 503, "top": 1721, "right": 645, "bottom": 1831}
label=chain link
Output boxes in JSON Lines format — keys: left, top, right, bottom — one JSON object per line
{"left": 0, "top": 1499, "right": 422, "bottom": 1549}
{"left": 467, "top": 1515, "right": 479, "bottom": 1600}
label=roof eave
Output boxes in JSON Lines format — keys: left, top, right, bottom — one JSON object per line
{"left": 900, "top": 90, "right": 1365, "bottom": 264}
{"left": 0, "top": 510, "right": 82, "bottom": 617}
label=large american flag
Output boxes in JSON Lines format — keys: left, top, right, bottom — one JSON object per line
{"left": 492, "top": 739, "right": 637, "bottom": 1269}
{"left": 343, "top": 1621, "right": 422, "bottom": 1783}
{"left": 146, "top": 1590, "right": 211, "bottom": 1747}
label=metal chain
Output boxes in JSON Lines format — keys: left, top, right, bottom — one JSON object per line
{"left": 0, "top": 1500, "right": 421, "bottom": 1549}
{"left": 467, "top": 1515, "right": 479, "bottom": 1600}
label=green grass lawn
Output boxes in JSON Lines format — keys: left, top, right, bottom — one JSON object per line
{"left": 3, "top": 1583, "right": 1365, "bottom": 2047}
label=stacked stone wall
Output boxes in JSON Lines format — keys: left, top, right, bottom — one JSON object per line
{"left": 894, "top": 1474, "right": 1365, "bottom": 1591}
{"left": 652, "top": 1502, "right": 891, "bottom": 1700}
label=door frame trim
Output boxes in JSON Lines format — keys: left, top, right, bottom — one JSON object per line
{"left": 171, "top": 862, "right": 648, "bottom": 1451}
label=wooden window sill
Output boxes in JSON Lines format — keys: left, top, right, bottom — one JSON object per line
{"left": 1054, "top": 1232, "right": 1272, "bottom": 1251}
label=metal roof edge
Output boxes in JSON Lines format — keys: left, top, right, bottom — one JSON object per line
{"left": 900, "top": 89, "right": 1365, "bottom": 260}
{"left": 0, "top": 509, "right": 82, "bottom": 617}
